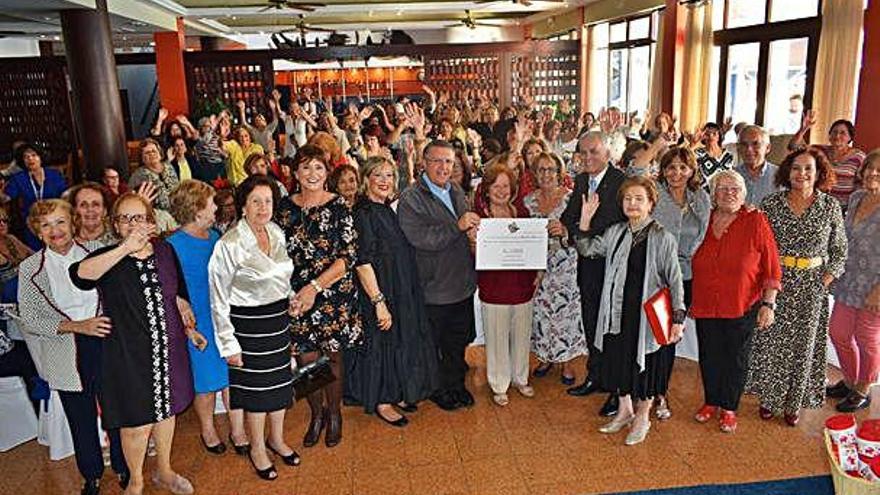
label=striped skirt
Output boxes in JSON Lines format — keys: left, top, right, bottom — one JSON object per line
{"left": 229, "top": 299, "right": 294, "bottom": 412}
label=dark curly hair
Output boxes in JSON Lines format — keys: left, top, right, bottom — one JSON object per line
{"left": 775, "top": 147, "right": 836, "bottom": 192}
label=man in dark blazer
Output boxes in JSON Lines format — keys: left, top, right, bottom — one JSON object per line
{"left": 560, "top": 131, "right": 626, "bottom": 417}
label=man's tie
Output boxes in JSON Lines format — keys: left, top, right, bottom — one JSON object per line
{"left": 589, "top": 176, "right": 599, "bottom": 195}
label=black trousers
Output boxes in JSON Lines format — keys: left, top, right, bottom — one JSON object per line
{"left": 425, "top": 296, "right": 476, "bottom": 393}
{"left": 695, "top": 306, "right": 758, "bottom": 411}
{"left": 58, "top": 390, "right": 127, "bottom": 482}
{"left": 58, "top": 332, "right": 127, "bottom": 483}
{"left": 577, "top": 257, "right": 605, "bottom": 381}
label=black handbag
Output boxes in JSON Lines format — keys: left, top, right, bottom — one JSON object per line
{"left": 292, "top": 355, "right": 336, "bottom": 401}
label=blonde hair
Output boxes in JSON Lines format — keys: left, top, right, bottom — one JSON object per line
{"left": 27, "top": 199, "right": 73, "bottom": 236}
{"left": 358, "top": 156, "right": 398, "bottom": 198}
{"left": 708, "top": 169, "right": 747, "bottom": 207}
{"left": 169, "top": 180, "right": 215, "bottom": 226}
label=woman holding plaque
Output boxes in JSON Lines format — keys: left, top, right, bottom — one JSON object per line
{"left": 473, "top": 164, "right": 539, "bottom": 407}
{"left": 575, "top": 176, "right": 685, "bottom": 445}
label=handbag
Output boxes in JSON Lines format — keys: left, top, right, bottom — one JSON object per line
{"left": 291, "top": 355, "right": 336, "bottom": 401}
{"left": 643, "top": 287, "right": 673, "bottom": 346}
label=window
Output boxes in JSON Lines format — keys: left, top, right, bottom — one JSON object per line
{"left": 711, "top": 0, "right": 820, "bottom": 130}
{"left": 591, "top": 12, "right": 658, "bottom": 115}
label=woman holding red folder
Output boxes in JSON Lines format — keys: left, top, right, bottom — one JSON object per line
{"left": 576, "top": 175, "right": 685, "bottom": 446}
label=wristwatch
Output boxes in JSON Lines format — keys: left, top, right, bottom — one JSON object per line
{"left": 309, "top": 279, "right": 324, "bottom": 294}
{"left": 760, "top": 300, "right": 776, "bottom": 311}
{"left": 371, "top": 293, "right": 386, "bottom": 306}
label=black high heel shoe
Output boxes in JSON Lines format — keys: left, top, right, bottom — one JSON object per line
{"left": 228, "top": 433, "right": 250, "bottom": 456}
{"left": 247, "top": 451, "right": 277, "bottom": 481}
{"left": 267, "top": 443, "right": 301, "bottom": 466}
{"left": 395, "top": 402, "right": 418, "bottom": 413}
{"left": 303, "top": 408, "right": 326, "bottom": 448}
{"left": 200, "top": 434, "right": 227, "bottom": 455}
{"left": 376, "top": 407, "right": 409, "bottom": 428}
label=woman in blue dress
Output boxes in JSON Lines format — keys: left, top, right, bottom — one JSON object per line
{"left": 167, "top": 180, "right": 248, "bottom": 455}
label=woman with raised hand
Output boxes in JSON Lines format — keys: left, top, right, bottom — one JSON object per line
{"left": 575, "top": 176, "right": 685, "bottom": 446}
{"left": 71, "top": 192, "right": 197, "bottom": 495}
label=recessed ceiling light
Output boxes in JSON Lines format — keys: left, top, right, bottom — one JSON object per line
{"left": 43, "top": 16, "right": 52, "bottom": 21}
{"left": 149, "top": 41, "right": 155, "bottom": 46}
{"left": 38, "top": 34, "right": 45, "bottom": 38}
{"left": 53, "top": 35, "right": 60, "bottom": 41}
{"left": 396, "top": 9, "right": 402, "bottom": 16}
{"left": 368, "top": 10, "right": 374, "bottom": 17}
{"left": 231, "top": 16, "right": 237, "bottom": 20}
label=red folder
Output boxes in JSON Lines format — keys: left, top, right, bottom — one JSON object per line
{"left": 643, "top": 287, "right": 673, "bottom": 346}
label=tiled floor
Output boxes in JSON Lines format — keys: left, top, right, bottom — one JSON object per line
{"left": 2, "top": 349, "right": 870, "bottom": 495}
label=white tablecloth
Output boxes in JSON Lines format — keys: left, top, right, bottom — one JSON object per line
{"left": 0, "top": 377, "right": 38, "bottom": 452}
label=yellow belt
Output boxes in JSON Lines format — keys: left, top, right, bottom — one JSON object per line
{"left": 780, "top": 256, "right": 823, "bottom": 269}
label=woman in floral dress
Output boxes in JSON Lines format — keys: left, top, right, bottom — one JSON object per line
{"left": 524, "top": 152, "right": 585, "bottom": 384}
{"left": 747, "top": 148, "right": 847, "bottom": 426}
{"left": 278, "top": 145, "right": 362, "bottom": 449}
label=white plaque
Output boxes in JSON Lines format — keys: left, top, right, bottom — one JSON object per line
{"left": 475, "top": 218, "right": 548, "bottom": 270}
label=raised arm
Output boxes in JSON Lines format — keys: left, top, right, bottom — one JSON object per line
{"left": 788, "top": 109, "right": 815, "bottom": 151}
{"left": 73, "top": 223, "right": 154, "bottom": 283}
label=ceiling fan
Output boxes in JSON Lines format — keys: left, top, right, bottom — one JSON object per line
{"left": 258, "top": 0, "right": 327, "bottom": 13}
{"left": 445, "top": 10, "right": 503, "bottom": 29}
{"left": 474, "top": 0, "right": 564, "bottom": 7}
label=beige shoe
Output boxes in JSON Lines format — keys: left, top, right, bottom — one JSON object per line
{"left": 598, "top": 414, "right": 635, "bottom": 434}
{"left": 625, "top": 420, "right": 651, "bottom": 446}
{"left": 514, "top": 384, "right": 535, "bottom": 398}
{"left": 152, "top": 472, "right": 194, "bottom": 495}
{"left": 492, "top": 394, "right": 509, "bottom": 406}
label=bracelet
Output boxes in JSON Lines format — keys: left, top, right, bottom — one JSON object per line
{"left": 309, "top": 279, "right": 324, "bottom": 294}
{"left": 760, "top": 300, "right": 776, "bottom": 311}
{"left": 371, "top": 293, "right": 386, "bottom": 305}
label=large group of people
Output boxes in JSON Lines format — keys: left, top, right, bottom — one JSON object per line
{"left": 1, "top": 86, "right": 878, "bottom": 495}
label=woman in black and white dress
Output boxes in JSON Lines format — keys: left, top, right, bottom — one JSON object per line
{"left": 209, "top": 175, "right": 298, "bottom": 481}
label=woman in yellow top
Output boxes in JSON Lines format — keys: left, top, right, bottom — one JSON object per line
{"left": 224, "top": 126, "right": 264, "bottom": 186}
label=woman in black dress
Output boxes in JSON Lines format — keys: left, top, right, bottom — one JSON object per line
{"left": 344, "top": 157, "right": 439, "bottom": 427}
{"left": 71, "top": 193, "right": 198, "bottom": 495}
{"left": 575, "top": 176, "right": 686, "bottom": 446}
{"left": 278, "top": 145, "right": 362, "bottom": 448}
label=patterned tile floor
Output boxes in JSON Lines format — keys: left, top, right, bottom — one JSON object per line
{"left": 2, "top": 349, "right": 869, "bottom": 495}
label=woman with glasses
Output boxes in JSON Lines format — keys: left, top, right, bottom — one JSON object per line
{"left": 690, "top": 170, "right": 781, "bottom": 433}
{"left": 71, "top": 192, "right": 200, "bottom": 495}
{"left": 525, "top": 152, "right": 585, "bottom": 385}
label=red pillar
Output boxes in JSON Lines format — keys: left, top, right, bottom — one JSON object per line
{"left": 855, "top": 1, "right": 880, "bottom": 152}
{"left": 154, "top": 18, "right": 189, "bottom": 116}
{"left": 660, "top": 0, "right": 682, "bottom": 115}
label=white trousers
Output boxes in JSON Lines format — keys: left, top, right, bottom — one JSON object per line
{"left": 482, "top": 301, "right": 533, "bottom": 395}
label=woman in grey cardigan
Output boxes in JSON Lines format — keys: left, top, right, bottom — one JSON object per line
{"left": 576, "top": 176, "right": 686, "bottom": 446}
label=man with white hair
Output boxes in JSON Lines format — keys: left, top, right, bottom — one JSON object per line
{"left": 733, "top": 125, "right": 780, "bottom": 205}
{"left": 561, "top": 131, "right": 626, "bottom": 417}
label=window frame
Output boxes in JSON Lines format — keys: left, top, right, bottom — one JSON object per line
{"left": 602, "top": 12, "right": 657, "bottom": 115}
{"left": 712, "top": 0, "right": 822, "bottom": 126}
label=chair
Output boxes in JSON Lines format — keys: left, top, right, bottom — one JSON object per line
{"left": 0, "top": 376, "right": 38, "bottom": 452}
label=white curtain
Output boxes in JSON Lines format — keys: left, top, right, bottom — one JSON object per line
{"left": 811, "top": 0, "right": 865, "bottom": 143}
{"left": 648, "top": 9, "right": 665, "bottom": 119}
{"left": 676, "top": 1, "right": 714, "bottom": 134}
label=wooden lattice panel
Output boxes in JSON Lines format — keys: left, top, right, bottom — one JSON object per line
{"left": 0, "top": 58, "right": 73, "bottom": 164}
{"left": 424, "top": 56, "right": 500, "bottom": 104}
{"left": 511, "top": 52, "right": 579, "bottom": 106}
{"left": 184, "top": 52, "right": 275, "bottom": 121}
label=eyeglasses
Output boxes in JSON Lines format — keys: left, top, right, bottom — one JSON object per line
{"left": 115, "top": 214, "right": 148, "bottom": 224}
{"left": 715, "top": 186, "right": 742, "bottom": 194}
